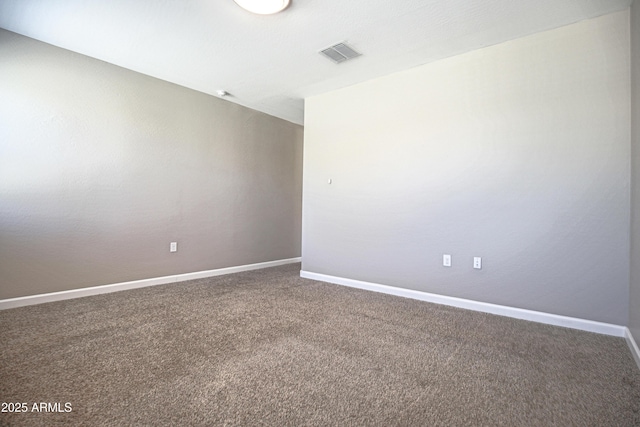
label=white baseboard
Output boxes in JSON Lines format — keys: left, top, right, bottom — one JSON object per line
{"left": 625, "top": 328, "right": 640, "bottom": 370}
{"left": 0, "top": 257, "right": 301, "bottom": 310}
{"left": 300, "top": 270, "right": 626, "bottom": 338}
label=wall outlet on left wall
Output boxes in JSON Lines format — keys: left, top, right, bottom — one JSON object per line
{"left": 170, "top": 242, "right": 178, "bottom": 252}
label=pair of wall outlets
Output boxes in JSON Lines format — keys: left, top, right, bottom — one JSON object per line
{"left": 443, "top": 254, "right": 482, "bottom": 269}
{"left": 170, "top": 242, "right": 178, "bottom": 253}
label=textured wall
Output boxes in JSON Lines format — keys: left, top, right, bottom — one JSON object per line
{"left": 0, "top": 30, "right": 303, "bottom": 300}
{"left": 302, "top": 11, "right": 630, "bottom": 325}
{"left": 631, "top": 2, "right": 640, "bottom": 343}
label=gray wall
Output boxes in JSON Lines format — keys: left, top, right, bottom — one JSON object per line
{"left": 631, "top": 2, "right": 640, "bottom": 343}
{"left": 0, "top": 30, "right": 303, "bottom": 300}
{"left": 302, "top": 11, "right": 630, "bottom": 325}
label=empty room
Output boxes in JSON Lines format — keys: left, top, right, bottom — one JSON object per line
{"left": 1, "top": 0, "right": 640, "bottom": 425}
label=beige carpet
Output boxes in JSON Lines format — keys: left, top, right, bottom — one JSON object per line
{"left": 1, "top": 263, "right": 639, "bottom": 426}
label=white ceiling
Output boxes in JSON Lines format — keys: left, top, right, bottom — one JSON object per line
{"left": 0, "top": 0, "right": 632, "bottom": 125}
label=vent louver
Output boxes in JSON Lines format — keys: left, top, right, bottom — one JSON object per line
{"left": 320, "top": 42, "right": 361, "bottom": 64}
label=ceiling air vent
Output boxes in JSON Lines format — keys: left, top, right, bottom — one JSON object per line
{"left": 320, "top": 42, "right": 361, "bottom": 64}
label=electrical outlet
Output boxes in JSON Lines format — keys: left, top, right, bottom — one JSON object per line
{"left": 443, "top": 254, "right": 451, "bottom": 267}
{"left": 473, "top": 257, "right": 481, "bottom": 269}
{"left": 170, "top": 242, "right": 177, "bottom": 253}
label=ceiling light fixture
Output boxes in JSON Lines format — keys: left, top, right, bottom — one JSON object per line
{"left": 233, "top": 0, "right": 290, "bottom": 15}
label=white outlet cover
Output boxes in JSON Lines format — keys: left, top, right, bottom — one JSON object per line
{"left": 443, "top": 254, "right": 452, "bottom": 267}
{"left": 473, "top": 257, "right": 482, "bottom": 269}
{"left": 170, "top": 242, "right": 178, "bottom": 252}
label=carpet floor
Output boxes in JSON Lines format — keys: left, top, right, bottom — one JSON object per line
{"left": 1, "top": 263, "right": 639, "bottom": 426}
